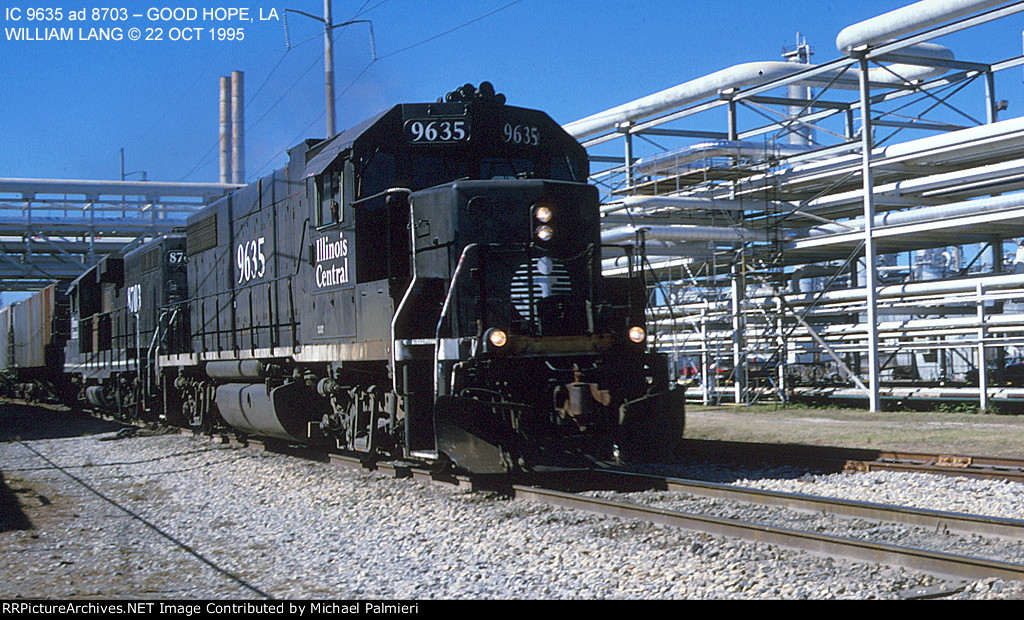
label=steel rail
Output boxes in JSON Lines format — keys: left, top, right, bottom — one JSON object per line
{"left": 687, "top": 437, "right": 1024, "bottom": 483}
{"left": 597, "top": 470, "right": 1024, "bottom": 542}
{"left": 856, "top": 449, "right": 1024, "bottom": 471}
{"left": 213, "top": 431, "right": 1024, "bottom": 582}
{"left": 844, "top": 457, "right": 1024, "bottom": 483}
{"left": 512, "top": 482, "right": 1024, "bottom": 582}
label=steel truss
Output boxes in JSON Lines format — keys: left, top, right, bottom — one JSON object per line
{"left": 0, "top": 178, "right": 240, "bottom": 292}
{"left": 568, "top": 0, "right": 1024, "bottom": 411}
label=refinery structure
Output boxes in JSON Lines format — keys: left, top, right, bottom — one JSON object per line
{"left": 571, "top": 0, "right": 1024, "bottom": 411}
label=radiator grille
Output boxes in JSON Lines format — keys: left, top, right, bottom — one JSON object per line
{"left": 186, "top": 214, "right": 217, "bottom": 256}
{"left": 510, "top": 256, "right": 572, "bottom": 320}
{"left": 140, "top": 247, "right": 160, "bottom": 272}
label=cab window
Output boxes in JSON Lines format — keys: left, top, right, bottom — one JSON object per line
{"left": 316, "top": 168, "right": 343, "bottom": 228}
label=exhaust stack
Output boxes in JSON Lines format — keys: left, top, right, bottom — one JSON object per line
{"left": 219, "top": 76, "right": 232, "bottom": 184}
{"left": 231, "top": 70, "right": 245, "bottom": 184}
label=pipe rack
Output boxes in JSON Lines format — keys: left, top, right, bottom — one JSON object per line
{"left": 571, "top": 0, "right": 1024, "bottom": 411}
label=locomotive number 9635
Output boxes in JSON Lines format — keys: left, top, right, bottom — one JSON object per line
{"left": 236, "top": 237, "right": 266, "bottom": 284}
{"left": 404, "top": 118, "right": 470, "bottom": 144}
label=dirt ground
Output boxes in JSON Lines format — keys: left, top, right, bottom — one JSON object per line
{"left": 685, "top": 403, "right": 1024, "bottom": 459}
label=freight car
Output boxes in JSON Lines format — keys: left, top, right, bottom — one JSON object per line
{"left": 158, "top": 83, "right": 685, "bottom": 472}
{"left": 0, "top": 283, "right": 71, "bottom": 402}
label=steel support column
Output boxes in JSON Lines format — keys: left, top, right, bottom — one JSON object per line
{"left": 622, "top": 123, "right": 634, "bottom": 189}
{"left": 700, "top": 303, "right": 710, "bottom": 405}
{"left": 977, "top": 282, "right": 988, "bottom": 411}
{"left": 857, "top": 53, "right": 882, "bottom": 412}
{"left": 985, "top": 70, "right": 998, "bottom": 124}
{"left": 731, "top": 258, "right": 746, "bottom": 404}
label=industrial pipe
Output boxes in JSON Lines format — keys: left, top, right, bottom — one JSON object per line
{"left": 601, "top": 223, "right": 770, "bottom": 245}
{"left": 836, "top": 0, "right": 1010, "bottom": 53}
{"left": 219, "top": 76, "right": 232, "bottom": 185}
{"left": 564, "top": 45, "right": 954, "bottom": 140}
{"left": 794, "top": 190, "right": 1024, "bottom": 239}
{"left": 601, "top": 194, "right": 759, "bottom": 215}
{"left": 231, "top": 71, "right": 245, "bottom": 185}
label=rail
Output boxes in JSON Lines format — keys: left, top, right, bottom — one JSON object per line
{"left": 512, "top": 482, "right": 1024, "bottom": 582}
{"left": 248, "top": 437, "right": 1024, "bottom": 585}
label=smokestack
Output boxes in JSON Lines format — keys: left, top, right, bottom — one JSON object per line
{"left": 231, "top": 70, "right": 245, "bottom": 184}
{"left": 219, "top": 76, "right": 232, "bottom": 184}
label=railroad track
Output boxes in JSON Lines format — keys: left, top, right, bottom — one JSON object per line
{"left": 286, "top": 442, "right": 1024, "bottom": 592}
{"left": 683, "top": 438, "right": 1024, "bottom": 482}
{"left": 17, "top": 398, "right": 1024, "bottom": 482}
{"left": 9, "top": 401, "right": 1023, "bottom": 598}
{"left": 843, "top": 450, "right": 1024, "bottom": 481}
{"left": 40, "top": 414, "right": 1024, "bottom": 595}
{"left": 513, "top": 471, "right": 1024, "bottom": 587}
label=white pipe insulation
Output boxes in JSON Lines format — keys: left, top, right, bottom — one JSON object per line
{"left": 601, "top": 116, "right": 1024, "bottom": 253}
{"left": 631, "top": 140, "right": 812, "bottom": 177}
{"left": 881, "top": 113, "right": 1024, "bottom": 162}
{"left": 564, "top": 44, "right": 954, "bottom": 140}
{"left": 835, "top": 0, "right": 1010, "bottom": 53}
{"left": 749, "top": 114, "right": 1024, "bottom": 194}
{"left": 806, "top": 271, "right": 1024, "bottom": 302}
{"left": 646, "top": 272, "right": 1024, "bottom": 320}
{"left": 600, "top": 194, "right": 756, "bottom": 215}
{"left": 794, "top": 191, "right": 1024, "bottom": 239}
{"left": 799, "top": 157, "right": 1024, "bottom": 213}
{"left": 602, "top": 223, "right": 770, "bottom": 245}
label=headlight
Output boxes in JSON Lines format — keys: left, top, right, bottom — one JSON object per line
{"left": 534, "top": 205, "right": 553, "bottom": 223}
{"left": 628, "top": 326, "right": 646, "bottom": 343}
{"left": 487, "top": 328, "right": 508, "bottom": 348}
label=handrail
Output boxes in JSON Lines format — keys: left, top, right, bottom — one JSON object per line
{"left": 158, "top": 272, "right": 299, "bottom": 357}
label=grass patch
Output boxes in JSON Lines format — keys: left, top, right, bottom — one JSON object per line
{"left": 684, "top": 403, "right": 1024, "bottom": 458}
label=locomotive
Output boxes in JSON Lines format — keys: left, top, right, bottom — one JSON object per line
{"left": 63, "top": 233, "right": 188, "bottom": 420}
{"left": 5, "top": 84, "right": 685, "bottom": 473}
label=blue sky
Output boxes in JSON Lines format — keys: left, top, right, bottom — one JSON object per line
{"left": 4, "top": 0, "right": 1023, "bottom": 185}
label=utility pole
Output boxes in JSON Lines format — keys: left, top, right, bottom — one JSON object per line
{"left": 323, "top": 0, "right": 335, "bottom": 137}
{"left": 284, "top": 3, "right": 374, "bottom": 138}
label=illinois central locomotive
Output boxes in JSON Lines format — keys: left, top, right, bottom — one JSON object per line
{"left": 11, "top": 83, "right": 685, "bottom": 473}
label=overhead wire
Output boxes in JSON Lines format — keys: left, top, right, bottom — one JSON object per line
{"left": 176, "top": 1, "right": 394, "bottom": 183}
{"left": 247, "top": 0, "right": 525, "bottom": 179}
{"left": 175, "top": 28, "right": 324, "bottom": 183}
{"left": 180, "top": 0, "right": 524, "bottom": 182}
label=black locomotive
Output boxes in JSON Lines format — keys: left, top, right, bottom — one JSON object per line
{"left": 4, "top": 84, "right": 685, "bottom": 473}
{"left": 63, "top": 233, "right": 188, "bottom": 419}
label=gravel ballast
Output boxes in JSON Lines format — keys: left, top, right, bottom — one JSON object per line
{"left": 2, "top": 405, "right": 1024, "bottom": 600}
